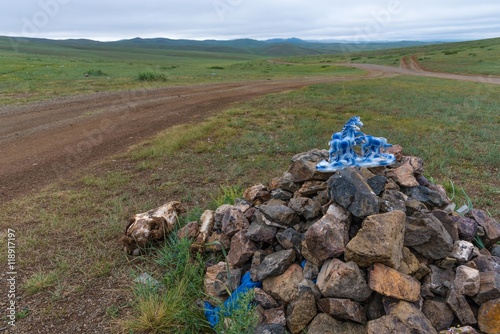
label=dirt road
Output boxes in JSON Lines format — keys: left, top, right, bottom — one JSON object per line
{"left": 1, "top": 63, "right": 499, "bottom": 202}
{"left": 1, "top": 73, "right": 392, "bottom": 201}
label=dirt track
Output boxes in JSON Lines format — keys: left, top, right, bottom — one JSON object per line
{"left": 1, "top": 64, "right": 499, "bottom": 202}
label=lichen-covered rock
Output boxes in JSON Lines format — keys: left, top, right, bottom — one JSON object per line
{"left": 263, "top": 263, "right": 304, "bottom": 304}
{"left": 286, "top": 290, "right": 317, "bottom": 334}
{"left": 478, "top": 298, "right": 500, "bottom": 334}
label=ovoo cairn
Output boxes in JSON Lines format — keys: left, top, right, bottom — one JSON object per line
{"left": 316, "top": 116, "right": 396, "bottom": 171}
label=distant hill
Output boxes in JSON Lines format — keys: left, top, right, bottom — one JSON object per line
{"left": 0, "top": 35, "right": 438, "bottom": 57}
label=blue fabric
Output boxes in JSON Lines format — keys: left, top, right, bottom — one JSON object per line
{"left": 204, "top": 271, "right": 262, "bottom": 328}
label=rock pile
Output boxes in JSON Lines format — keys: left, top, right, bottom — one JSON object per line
{"left": 180, "top": 146, "right": 500, "bottom": 334}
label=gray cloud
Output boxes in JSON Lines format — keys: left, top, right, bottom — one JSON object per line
{"left": 1, "top": 0, "right": 499, "bottom": 41}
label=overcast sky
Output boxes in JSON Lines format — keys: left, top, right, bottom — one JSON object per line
{"left": 1, "top": 0, "right": 499, "bottom": 42}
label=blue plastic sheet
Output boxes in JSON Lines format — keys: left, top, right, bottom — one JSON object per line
{"left": 204, "top": 271, "right": 262, "bottom": 328}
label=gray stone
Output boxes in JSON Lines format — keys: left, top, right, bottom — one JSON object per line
{"left": 446, "top": 289, "right": 477, "bottom": 325}
{"left": 470, "top": 254, "right": 500, "bottom": 273}
{"left": 449, "top": 240, "right": 475, "bottom": 262}
{"left": 423, "top": 265, "right": 455, "bottom": 297}
{"left": 328, "top": 168, "right": 380, "bottom": 218}
{"left": 286, "top": 289, "right": 317, "bottom": 334}
{"left": 367, "top": 175, "right": 387, "bottom": 196}
{"left": 259, "top": 204, "right": 299, "bottom": 228}
{"left": 405, "top": 199, "right": 428, "bottom": 215}
{"left": 254, "top": 324, "right": 286, "bottom": 334}
{"left": 345, "top": 210, "right": 406, "bottom": 268}
{"left": 491, "top": 245, "right": 500, "bottom": 257}
{"left": 271, "top": 188, "right": 293, "bottom": 201}
{"left": 222, "top": 206, "right": 249, "bottom": 237}
{"left": 288, "top": 149, "right": 330, "bottom": 182}
{"left": 368, "top": 263, "right": 421, "bottom": 302}
{"left": 254, "top": 288, "right": 280, "bottom": 309}
{"left": 366, "top": 293, "right": 385, "bottom": 321}
{"left": 401, "top": 185, "right": 445, "bottom": 209}
{"left": 308, "top": 313, "right": 367, "bottom": 334}
{"left": 422, "top": 299, "right": 454, "bottom": 331}
{"left": 454, "top": 265, "right": 480, "bottom": 297}
{"left": 317, "top": 258, "right": 372, "bottom": 302}
{"left": 303, "top": 261, "right": 319, "bottom": 281}
{"left": 288, "top": 196, "right": 322, "bottom": 221}
{"left": 451, "top": 215, "right": 478, "bottom": 242}
{"left": 474, "top": 271, "right": 500, "bottom": 305}
{"left": 246, "top": 219, "right": 278, "bottom": 243}
{"left": 226, "top": 230, "right": 257, "bottom": 268}
{"left": 251, "top": 249, "right": 273, "bottom": 282}
{"left": 380, "top": 190, "right": 407, "bottom": 213}
{"left": 256, "top": 249, "right": 296, "bottom": 281}
{"left": 302, "top": 203, "right": 350, "bottom": 265}
{"left": 134, "top": 272, "right": 161, "bottom": 288}
{"left": 432, "top": 210, "right": 460, "bottom": 242}
{"left": 214, "top": 204, "right": 232, "bottom": 230}
{"left": 318, "top": 298, "right": 367, "bottom": 324}
{"left": 404, "top": 212, "right": 453, "bottom": 260}
{"left": 468, "top": 209, "right": 500, "bottom": 247}
{"left": 276, "top": 228, "right": 302, "bottom": 257}
{"left": 214, "top": 268, "right": 242, "bottom": 297}
{"left": 271, "top": 172, "right": 300, "bottom": 193}
{"left": 298, "top": 279, "right": 322, "bottom": 301}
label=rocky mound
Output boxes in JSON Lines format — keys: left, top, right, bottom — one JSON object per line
{"left": 179, "top": 146, "right": 500, "bottom": 334}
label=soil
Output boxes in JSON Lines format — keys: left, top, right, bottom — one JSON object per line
{"left": 2, "top": 62, "right": 499, "bottom": 334}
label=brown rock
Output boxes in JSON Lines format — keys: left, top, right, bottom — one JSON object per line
{"left": 478, "top": 298, "right": 500, "bottom": 334}
{"left": 369, "top": 263, "right": 421, "bottom": 302}
{"left": 297, "top": 180, "right": 327, "bottom": 197}
{"left": 432, "top": 209, "right": 460, "bottom": 242}
{"left": 204, "top": 262, "right": 227, "bottom": 300}
{"left": 317, "top": 259, "right": 372, "bottom": 302}
{"left": 422, "top": 299, "right": 455, "bottom": 331}
{"left": 263, "top": 263, "right": 304, "bottom": 304}
{"left": 302, "top": 203, "right": 350, "bottom": 266}
{"left": 454, "top": 265, "right": 480, "bottom": 297}
{"left": 401, "top": 156, "right": 424, "bottom": 175}
{"left": 264, "top": 306, "right": 286, "bottom": 326}
{"left": 288, "top": 149, "right": 330, "bottom": 182}
{"left": 345, "top": 210, "right": 406, "bottom": 268}
{"left": 387, "top": 163, "right": 419, "bottom": 187}
{"left": 226, "top": 230, "right": 257, "bottom": 268}
{"left": 367, "top": 300, "right": 437, "bottom": 334}
{"left": 243, "top": 184, "right": 271, "bottom": 205}
{"left": 205, "top": 231, "right": 231, "bottom": 252}
{"left": 288, "top": 196, "right": 322, "bottom": 220}
{"left": 286, "top": 290, "right": 317, "bottom": 334}
{"left": 386, "top": 144, "right": 403, "bottom": 162}
{"left": 468, "top": 209, "right": 500, "bottom": 247}
{"left": 177, "top": 221, "right": 199, "bottom": 240}
{"left": 308, "top": 313, "right": 367, "bottom": 334}
{"left": 318, "top": 298, "right": 367, "bottom": 324}
{"left": 397, "top": 247, "right": 420, "bottom": 277}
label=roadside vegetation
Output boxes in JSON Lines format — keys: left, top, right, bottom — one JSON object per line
{"left": 0, "top": 36, "right": 499, "bottom": 332}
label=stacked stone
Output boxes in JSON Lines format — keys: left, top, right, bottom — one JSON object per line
{"left": 181, "top": 147, "right": 500, "bottom": 334}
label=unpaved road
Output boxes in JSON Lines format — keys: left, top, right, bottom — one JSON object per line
{"left": 1, "top": 64, "right": 499, "bottom": 202}
{"left": 0, "top": 73, "right": 391, "bottom": 201}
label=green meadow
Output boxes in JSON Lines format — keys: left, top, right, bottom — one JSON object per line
{"left": 0, "top": 36, "right": 499, "bottom": 332}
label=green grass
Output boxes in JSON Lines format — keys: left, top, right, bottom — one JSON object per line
{"left": 280, "top": 37, "right": 500, "bottom": 76}
{"left": 0, "top": 72, "right": 499, "bottom": 331}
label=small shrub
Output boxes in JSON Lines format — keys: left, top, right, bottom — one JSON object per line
{"left": 85, "top": 69, "right": 107, "bottom": 76}
{"left": 138, "top": 71, "right": 167, "bottom": 82}
{"left": 209, "top": 66, "right": 225, "bottom": 70}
